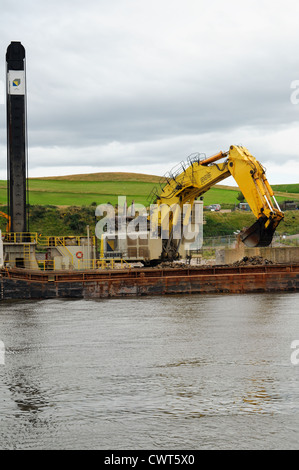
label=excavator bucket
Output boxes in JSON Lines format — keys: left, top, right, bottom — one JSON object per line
{"left": 240, "top": 217, "right": 277, "bottom": 248}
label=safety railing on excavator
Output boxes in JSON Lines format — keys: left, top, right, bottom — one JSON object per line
{"left": 147, "top": 153, "right": 208, "bottom": 205}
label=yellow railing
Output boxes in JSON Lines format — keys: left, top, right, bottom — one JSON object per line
{"left": 2, "top": 233, "right": 96, "bottom": 247}
{"left": 55, "top": 237, "right": 74, "bottom": 266}
{"left": 37, "top": 260, "right": 56, "bottom": 271}
{"left": 37, "top": 235, "right": 96, "bottom": 247}
{"left": 3, "top": 232, "right": 38, "bottom": 243}
{"left": 3, "top": 256, "right": 130, "bottom": 271}
{"left": 3, "top": 257, "right": 41, "bottom": 270}
{"left": 3, "top": 257, "right": 55, "bottom": 271}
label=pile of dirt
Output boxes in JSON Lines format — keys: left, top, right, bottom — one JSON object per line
{"left": 156, "top": 261, "right": 216, "bottom": 270}
{"left": 155, "top": 255, "right": 273, "bottom": 269}
{"left": 231, "top": 256, "right": 273, "bottom": 266}
{"left": 156, "top": 261, "right": 188, "bottom": 269}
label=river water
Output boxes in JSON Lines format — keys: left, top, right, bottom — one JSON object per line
{"left": 0, "top": 292, "right": 298, "bottom": 450}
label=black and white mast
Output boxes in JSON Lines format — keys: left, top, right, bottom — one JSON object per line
{"left": 6, "top": 41, "right": 28, "bottom": 233}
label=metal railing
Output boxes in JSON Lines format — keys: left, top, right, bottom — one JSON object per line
{"left": 54, "top": 238, "right": 74, "bottom": 266}
{"left": 201, "top": 233, "right": 299, "bottom": 249}
{"left": 272, "top": 234, "right": 299, "bottom": 247}
{"left": 3, "top": 257, "right": 43, "bottom": 270}
{"left": 75, "top": 258, "right": 131, "bottom": 270}
{"left": 202, "top": 235, "right": 237, "bottom": 248}
{"left": 3, "top": 256, "right": 130, "bottom": 271}
{"left": 3, "top": 232, "right": 38, "bottom": 243}
{"left": 2, "top": 233, "right": 96, "bottom": 247}
{"left": 37, "top": 260, "right": 56, "bottom": 271}
{"left": 37, "top": 235, "right": 96, "bottom": 247}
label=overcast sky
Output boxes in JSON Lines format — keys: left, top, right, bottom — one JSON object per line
{"left": 0, "top": 0, "right": 299, "bottom": 184}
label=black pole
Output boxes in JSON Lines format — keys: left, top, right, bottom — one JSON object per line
{"left": 6, "top": 41, "right": 28, "bottom": 234}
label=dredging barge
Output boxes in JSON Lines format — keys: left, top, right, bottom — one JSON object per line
{"left": 2, "top": 40, "right": 298, "bottom": 303}
{"left": 1, "top": 263, "right": 298, "bottom": 301}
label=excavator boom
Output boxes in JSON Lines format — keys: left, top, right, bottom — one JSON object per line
{"left": 155, "top": 145, "right": 283, "bottom": 255}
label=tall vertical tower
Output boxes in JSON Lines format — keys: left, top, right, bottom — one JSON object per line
{"left": 6, "top": 41, "right": 28, "bottom": 233}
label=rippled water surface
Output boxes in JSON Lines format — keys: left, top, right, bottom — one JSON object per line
{"left": 0, "top": 292, "right": 299, "bottom": 449}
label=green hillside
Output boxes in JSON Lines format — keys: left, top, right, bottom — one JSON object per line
{"left": 0, "top": 174, "right": 297, "bottom": 208}
{"left": 272, "top": 184, "right": 299, "bottom": 194}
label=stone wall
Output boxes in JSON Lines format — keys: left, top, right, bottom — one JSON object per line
{"left": 216, "top": 245, "right": 299, "bottom": 265}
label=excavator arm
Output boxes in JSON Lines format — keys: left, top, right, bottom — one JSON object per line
{"left": 154, "top": 145, "right": 284, "bottom": 259}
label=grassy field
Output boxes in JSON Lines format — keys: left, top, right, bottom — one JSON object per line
{"left": 0, "top": 174, "right": 298, "bottom": 208}
{"left": 272, "top": 183, "right": 299, "bottom": 194}
{"left": 0, "top": 178, "right": 158, "bottom": 206}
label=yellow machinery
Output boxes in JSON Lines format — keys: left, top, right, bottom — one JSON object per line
{"left": 99, "top": 145, "right": 284, "bottom": 264}
{"left": 0, "top": 211, "right": 11, "bottom": 233}
{"left": 152, "top": 145, "right": 284, "bottom": 260}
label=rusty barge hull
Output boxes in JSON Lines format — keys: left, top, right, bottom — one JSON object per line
{"left": 1, "top": 264, "right": 299, "bottom": 301}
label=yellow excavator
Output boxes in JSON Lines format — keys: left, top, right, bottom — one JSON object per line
{"left": 152, "top": 145, "right": 284, "bottom": 260}
{"left": 0, "top": 211, "right": 11, "bottom": 233}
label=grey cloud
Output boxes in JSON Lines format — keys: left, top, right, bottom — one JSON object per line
{"left": 0, "top": 0, "right": 299, "bottom": 180}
